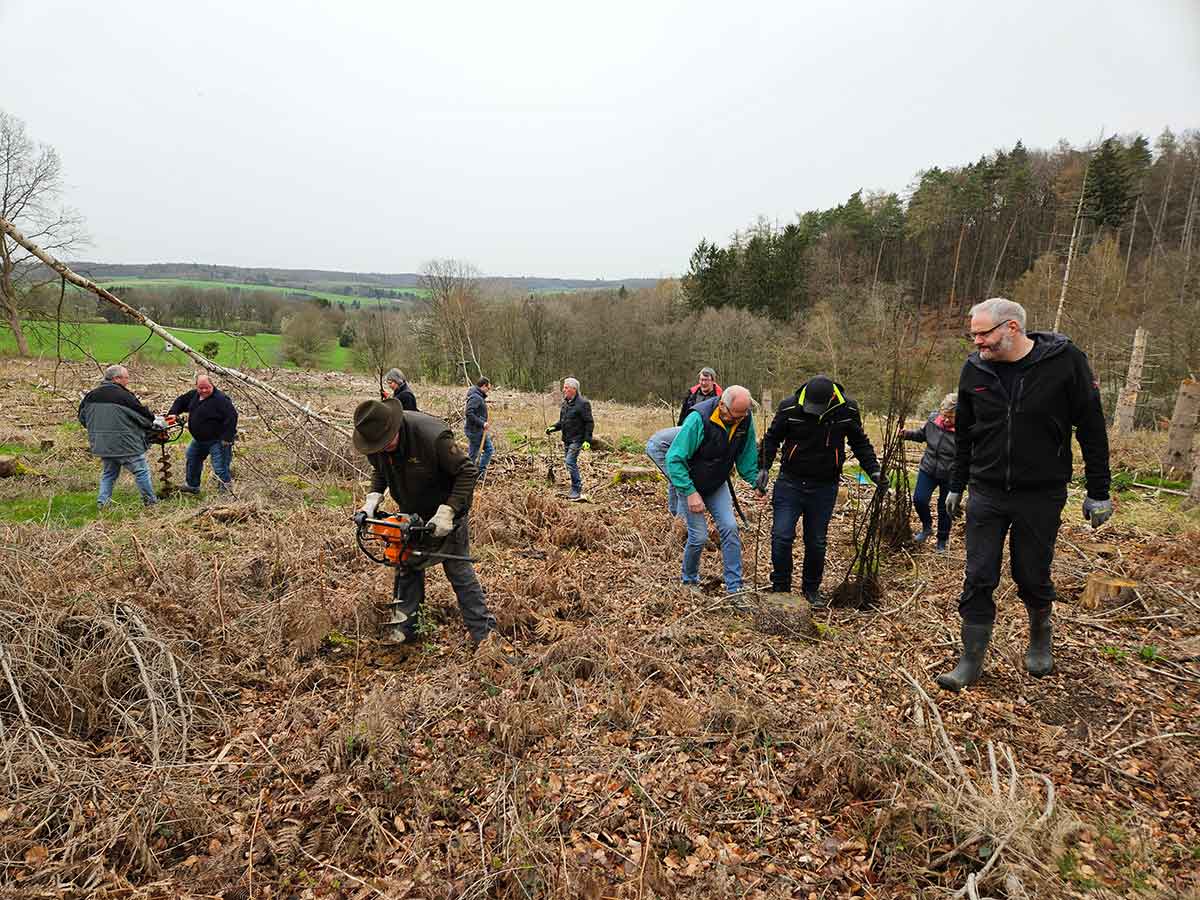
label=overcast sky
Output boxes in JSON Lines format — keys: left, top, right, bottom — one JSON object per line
{"left": 3, "top": 0, "right": 1198, "bottom": 279}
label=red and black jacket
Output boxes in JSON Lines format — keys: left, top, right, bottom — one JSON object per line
{"left": 677, "top": 383, "right": 723, "bottom": 426}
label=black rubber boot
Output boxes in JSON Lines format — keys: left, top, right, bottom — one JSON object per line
{"left": 1025, "top": 607, "right": 1054, "bottom": 676}
{"left": 935, "top": 622, "right": 993, "bottom": 692}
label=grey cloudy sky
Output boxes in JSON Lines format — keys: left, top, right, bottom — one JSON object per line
{"left": 4, "top": 0, "right": 1198, "bottom": 279}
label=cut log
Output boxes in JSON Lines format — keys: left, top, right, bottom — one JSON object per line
{"left": 1112, "top": 327, "right": 1147, "bottom": 435}
{"left": 589, "top": 435, "right": 615, "bottom": 452}
{"left": 611, "top": 467, "right": 662, "bottom": 485}
{"left": 1080, "top": 573, "right": 1138, "bottom": 611}
{"left": 751, "top": 593, "right": 817, "bottom": 640}
{"left": 0, "top": 456, "right": 15, "bottom": 478}
{"left": 1162, "top": 378, "right": 1200, "bottom": 477}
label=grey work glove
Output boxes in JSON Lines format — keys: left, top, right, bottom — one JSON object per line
{"left": 359, "top": 491, "right": 383, "bottom": 520}
{"left": 1083, "top": 496, "right": 1113, "bottom": 528}
{"left": 754, "top": 470, "right": 770, "bottom": 494}
{"left": 431, "top": 504, "right": 456, "bottom": 538}
{"left": 945, "top": 491, "right": 963, "bottom": 519}
{"left": 869, "top": 469, "right": 886, "bottom": 489}
{"left": 152, "top": 415, "right": 167, "bottom": 429}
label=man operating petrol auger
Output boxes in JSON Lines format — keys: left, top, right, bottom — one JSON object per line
{"left": 352, "top": 398, "right": 497, "bottom": 650}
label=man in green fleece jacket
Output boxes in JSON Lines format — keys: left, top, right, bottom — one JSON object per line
{"left": 665, "top": 385, "right": 759, "bottom": 595}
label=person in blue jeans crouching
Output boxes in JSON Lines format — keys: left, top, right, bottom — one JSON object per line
{"left": 665, "top": 386, "right": 759, "bottom": 595}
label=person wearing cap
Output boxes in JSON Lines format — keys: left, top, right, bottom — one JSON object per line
{"left": 677, "top": 367, "right": 723, "bottom": 426}
{"left": 936, "top": 298, "right": 1111, "bottom": 692}
{"left": 545, "top": 377, "right": 594, "bottom": 501}
{"left": 381, "top": 368, "right": 417, "bottom": 411}
{"left": 900, "top": 393, "right": 958, "bottom": 552}
{"left": 666, "top": 386, "right": 759, "bottom": 595}
{"left": 757, "top": 374, "right": 883, "bottom": 607}
{"left": 464, "top": 376, "right": 493, "bottom": 481}
{"left": 353, "top": 398, "right": 496, "bottom": 648}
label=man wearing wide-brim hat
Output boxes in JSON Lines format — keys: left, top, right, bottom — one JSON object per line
{"left": 353, "top": 398, "right": 496, "bottom": 648}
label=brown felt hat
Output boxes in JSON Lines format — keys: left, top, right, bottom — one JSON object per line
{"left": 352, "top": 399, "right": 404, "bottom": 454}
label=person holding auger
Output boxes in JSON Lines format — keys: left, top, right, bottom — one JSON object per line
{"left": 937, "top": 298, "right": 1112, "bottom": 691}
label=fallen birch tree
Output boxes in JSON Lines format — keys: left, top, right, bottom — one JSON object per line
{"left": 0, "top": 215, "right": 352, "bottom": 440}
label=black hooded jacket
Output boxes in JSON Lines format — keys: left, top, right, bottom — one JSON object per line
{"left": 760, "top": 378, "right": 879, "bottom": 483}
{"left": 951, "top": 332, "right": 1110, "bottom": 499}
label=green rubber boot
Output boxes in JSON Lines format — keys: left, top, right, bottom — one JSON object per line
{"left": 1024, "top": 607, "right": 1054, "bottom": 676}
{"left": 935, "top": 622, "right": 993, "bottom": 692}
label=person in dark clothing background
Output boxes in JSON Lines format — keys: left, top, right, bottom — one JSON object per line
{"left": 382, "top": 368, "right": 417, "bottom": 411}
{"left": 677, "top": 367, "right": 722, "bottom": 425}
{"left": 901, "top": 393, "right": 958, "bottom": 552}
{"left": 464, "top": 377, "right": 493, "bottom": 481}
{"left": 757, "top": 374, "right": 883, "bottom": 607}
{"left": 168, "top": 373, "right": 239, "bottom": 494}
{"left": 937, "top": 297, "right": 1112, "bottom": 692}
{"left": 545, "top": 376, "right": 594, "bottom": 501}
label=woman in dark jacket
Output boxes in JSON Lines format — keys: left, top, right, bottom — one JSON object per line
{"left": 902, "top": 393, "right": 958, "bottom": 551}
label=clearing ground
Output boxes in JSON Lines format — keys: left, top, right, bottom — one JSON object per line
{"left": 0, "top": 359, "right": 1197, "bottom": 899}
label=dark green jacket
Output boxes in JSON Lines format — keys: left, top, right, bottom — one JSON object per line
{"left": 367, "top": 409, "right": 477, "bottom": 520}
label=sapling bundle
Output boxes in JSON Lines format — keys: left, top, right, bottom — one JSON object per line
{"left": 831, "top": 308, "right": 925, "bottom": 609}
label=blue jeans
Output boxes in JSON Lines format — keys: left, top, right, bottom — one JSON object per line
{"left": 645, "top": 426, "right": 683, "bottom": 516}
{"left": 185, "top": 439, "right": 233, "bottom": 488}
{"left": 913, "top": 470, "right": 950, "bottom": 540}
{"left": 770, "top": 475, "right": 839, "bottom": 594}
{"left": 466, "top": 431, "right": 494, "bottom": 477}
{"left": 98, "top": 454, "right": 157, "bottom": 507}
{"left": 681, "top": 482, "right": 743, "bottom": 593}
{"left": 564, "top": 442, "right": 582, "bottom": 493}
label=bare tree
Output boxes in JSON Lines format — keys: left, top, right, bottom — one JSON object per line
{"left": 351, "top": 299, "right": 409, "bottom": 391}
{"left": 418, "top": 258, "right": 483, "bottom": 384}
{"left": 0, "top": 110, "right": 86, "bottom": 355}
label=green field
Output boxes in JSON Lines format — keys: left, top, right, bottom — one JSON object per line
{"left": 93, "top": 277, "right": 427, "bottom": 303}
{"left": 0, "top": 321, "right": 352, "bottom": 370}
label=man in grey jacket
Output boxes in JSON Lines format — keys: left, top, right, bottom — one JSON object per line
{"left": 78, "top": 365, "right": 162, "bottom": 508}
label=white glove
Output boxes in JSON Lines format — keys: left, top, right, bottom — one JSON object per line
{"left": 152, "top": 415, "right": 167, "bottom": 429}
{"left": 360, "top": 492, "right": 383, "bottom": 518}
{"left": 431, "top": 504, "right": 455, "bottom": 538}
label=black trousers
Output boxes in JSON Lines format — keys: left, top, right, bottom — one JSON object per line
{"left": 391, "top": 520, "right": 495, "bottom": 642}
{"left": 959, "top": 484, "right": 1066, "bottom": 625}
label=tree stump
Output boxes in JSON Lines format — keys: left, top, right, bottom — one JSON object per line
{"left": 1080, "top": 573, "right": 1138, "bottom": 610}
{"left": 611, "top": 467, "right": 662, "bottom": 485}
{"left": 0, "top": 456, "right": 15, "bottom": 478}
{"left": 751, "top": 593, "right": 817, "bottom": 640}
